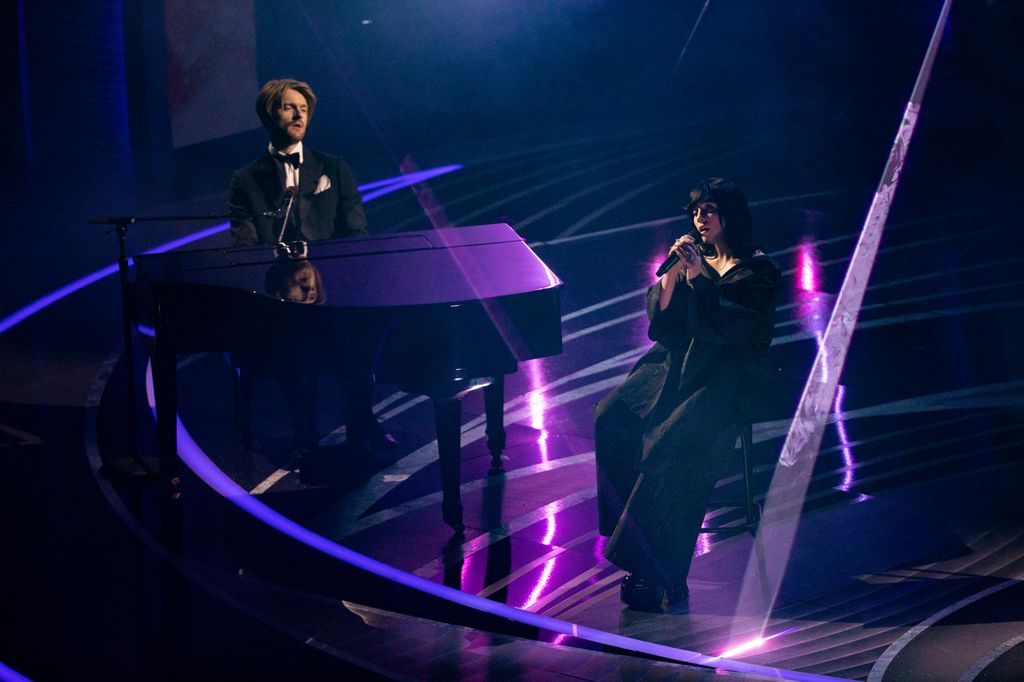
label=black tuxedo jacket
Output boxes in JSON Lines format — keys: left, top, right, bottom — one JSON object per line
{"left": 228, "top": 149, "right": 368, "bottom": 246}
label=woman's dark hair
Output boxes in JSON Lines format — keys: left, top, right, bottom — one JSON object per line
{"left": 687, "top": 177, "right": 755, "bottom": 258}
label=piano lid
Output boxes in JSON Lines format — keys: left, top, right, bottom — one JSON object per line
{"left": 134, "top": 224, "right": 563, "bottom": 308}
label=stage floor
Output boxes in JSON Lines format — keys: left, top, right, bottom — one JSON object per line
{"left": 3, "top": 115, "right": 1023, "bottom": 680}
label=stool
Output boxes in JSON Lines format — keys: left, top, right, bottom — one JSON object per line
{"left": 699, "top": 422, "right": 758, "bottom": 534}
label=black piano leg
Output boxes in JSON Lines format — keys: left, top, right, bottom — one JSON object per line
{"left": 484, "top": 376, "right": 506, "bottom": 473}
{"left": 433, "top": 397, "right": 465, "bottom": 534}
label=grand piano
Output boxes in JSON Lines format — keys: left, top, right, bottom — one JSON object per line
{"left": 133, "top": 224, "right": 563, "bottom": 532}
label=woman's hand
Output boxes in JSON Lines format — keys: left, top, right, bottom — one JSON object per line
{"left": 670, "top": 235, "right": 703, "bottom": 281}
{"left": 659, "top": 235, "right": 703, "bottom": 309}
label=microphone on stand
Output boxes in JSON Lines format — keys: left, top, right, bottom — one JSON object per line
{"left": 264, "top": 188, "right": 307, "bottom": 260}
{"left": 273, "top": 187, "right": 297, "bottom": 243}
{"left": 259, "top": 187, "right": 297, "bottom": 217}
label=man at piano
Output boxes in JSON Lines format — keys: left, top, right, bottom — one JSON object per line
{"left": 228, "top": 79, "right": 396, "bottom": 452}
{"left": 228, "top": 78, "right": 367, "bottom": 245}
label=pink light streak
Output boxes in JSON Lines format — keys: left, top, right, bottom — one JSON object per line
{"left": 540, "top": 513, "right": 556, "bottom": 546}
{"left": 834, "top": 385, "right": 854, "bottom": 492}
{"left": 796, "top": 240, "right": 819, "bottom": 292}
{"left": 695, "top": 524, "right": 712, "bottom": 556}
{"left": 593, "top": 535, "right": 608, "bottom": 563}
{"left": 529, "top": 392, "right": 547, "bottom": 434}
{"left": 522, "top": 357, "right": 558, "bottom": 607}
{"left": 521, "top": 558, "right": 557, "bottom": 610}
{"left": 719, "top": 627, "right": 797, "bottom": 659}
{"left": 460, "top": 546, "right": 473, "bottom": 589}
{"left": 524, "top": 358, "right": 548, "bottom": 434}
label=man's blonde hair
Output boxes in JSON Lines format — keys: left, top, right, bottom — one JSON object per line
{"left": 256, "top": 79, "right": 317, "bottom": 130}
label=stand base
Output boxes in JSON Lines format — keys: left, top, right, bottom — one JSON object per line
{"left": 99, "top": 457, "right": 163, "bottom": 482}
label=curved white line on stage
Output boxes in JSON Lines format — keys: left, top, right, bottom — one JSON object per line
{"left": 546, "top": 571, "right": 625, "bottom": 620}
{"left": 867, "top": 579, "right": 1020, "bottom": 682}
{"left": 959, "top": 633, "right": 1024, "bottom": 682}
{"left": 388, "top": 131, "right": 677, "bottom": 231}
{"left": 554, "top": 126, "right": 802, "bottom": 239}
{"left": 454, "top": 138, "right": 681, "bottom": 228}
{"left": 530, "top": 565, "right": 614, "bottom": 615}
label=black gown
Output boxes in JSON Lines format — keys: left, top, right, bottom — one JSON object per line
{"left": 594, "top": 253, "right": 780, "bottom": 588}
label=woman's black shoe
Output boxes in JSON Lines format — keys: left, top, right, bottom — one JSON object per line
{"left": 620, "top": 574, "right": 665, "bottom": 612}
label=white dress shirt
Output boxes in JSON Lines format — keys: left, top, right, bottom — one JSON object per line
{"left": 268, "top": 141, "right": 304, "bottom": 189}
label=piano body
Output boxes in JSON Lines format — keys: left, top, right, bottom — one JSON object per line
{"left": 133, "top": 224, "right": 563, "bottom": 532}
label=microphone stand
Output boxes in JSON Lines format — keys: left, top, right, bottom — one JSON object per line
{"left": 89, "top": 214, "right": 229, "bottom": 481}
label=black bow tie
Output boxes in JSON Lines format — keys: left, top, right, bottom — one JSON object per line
{"left": 275, "top": 152, "right": 301, "bottom": 167}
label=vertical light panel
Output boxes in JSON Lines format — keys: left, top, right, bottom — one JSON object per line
{"left": 730, "top": 0, "right": 955, "bottom": 638}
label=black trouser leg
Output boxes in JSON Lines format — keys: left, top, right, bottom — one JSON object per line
{"left": 594, "top": 389, "right": 645, "bottom": 537}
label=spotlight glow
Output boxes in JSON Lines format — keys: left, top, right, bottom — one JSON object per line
{"left": 719, "top": 627, "right": 797, "bottom": 659}
{"left": 695, "top": 526, "right": 712, "bottom": 556}
{"left": 720, "top": 636, "right": 767, "bottom": 659}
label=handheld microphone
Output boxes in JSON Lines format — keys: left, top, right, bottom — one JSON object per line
{"left": 655, "top": 230, "right": 702, "bottom": 277}
{"left": 655, "top": 253, "right": 680, "bottom": 277}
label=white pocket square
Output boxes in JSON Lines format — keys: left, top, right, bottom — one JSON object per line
{"left": 314, "top": 175, "right": 332, "bottom": 194}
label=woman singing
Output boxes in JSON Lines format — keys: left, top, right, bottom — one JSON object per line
{"left": 594, "top": 177, "right": 780, "bottom": 611}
